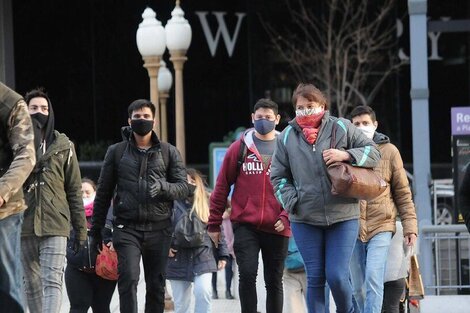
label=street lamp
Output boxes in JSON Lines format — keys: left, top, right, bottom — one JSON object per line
{"left": 158, "top": 60, "right": 173, "bottom": 142}
{"left": 165, "top": 0, "right": 192, "bottom": 163}
{"left": 136, "top": 7, "right": 166, "bottom": 136}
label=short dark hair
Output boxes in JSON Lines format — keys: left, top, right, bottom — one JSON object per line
{"left": 350, "top": 105, "right": 376, "bottom": 122}
{"left": 253, "top": 98, "right": 279, "bottom": 115}
{"left": 128, "top": 99, "right": 155, "bottom": 118}
{"left": 291, "top": 83, "right": 328, "bottom": 110}
{"left": 24, "top": 87, "right": 51, "bottom": 106}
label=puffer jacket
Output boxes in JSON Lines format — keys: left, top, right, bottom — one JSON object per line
{"left": 22, "top": 131, "right": 87, "bottom": 241}
{"left": 358, "top": 132, "right": 418, "bottom": 242}
{"left": 270, "top": 112, "right": 380, "bottom": 226}
{"left": 92, "top": 127, "right": 189, "bottom": 232}
{"left": 166, "top": 199, "right": 229, "bottom": 282}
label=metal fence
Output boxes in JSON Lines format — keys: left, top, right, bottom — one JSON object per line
{"left": 421, "top": 224, "right": 470, "bottom": 295}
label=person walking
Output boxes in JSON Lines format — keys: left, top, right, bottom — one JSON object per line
{"left": 208, "top": 98, "right": 291, "bottom": 313}
{"left": 65, "top": 178, "right": 117, "bottom": 313}
{"left": 90, "top": 99, "right": 190, "bottom": 313}
{"left": 283, "top": 237, "right": 307, "bottom": 313}
{"left": 21, "top": 87, "right": 87, "bottom": 313}
{"left": 0, "top": 82, "right": 36, "bottom": 313}
{"left": 167, "top": 168, "right": 229, "bottom": 313}
{"left": 270, "top": 83, "right": 380, "bottom": 313}
{"left": 349, "top": 105, "right": 417, "bottom": 313}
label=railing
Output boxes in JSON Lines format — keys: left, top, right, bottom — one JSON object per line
{"left": 421, "top": 224, "right": 470, "bottom": 295}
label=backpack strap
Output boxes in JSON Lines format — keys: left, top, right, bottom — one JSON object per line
{"left": 236, "top": 140, "right": 247, "bottom": 176}
{"left": 113, "top": 141, "right": 128, "bottom": 176}
{"left": 159, "top": 141, "right": 170, "bottom": 169}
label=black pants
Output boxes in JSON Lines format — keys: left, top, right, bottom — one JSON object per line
{"left": 64, "top": 265, "right": 117, "bottom": 313}
{"left": 233, "top": 224, "right": 288, "bottom": 313}
{"left": 112, "top": 226, "right": 172, "bottom": 313}
{"left": 212, "top": 255, "right": 234, "bottom": 293}
{"left": 382, "top": 278, "right": 406, "bottom": 313}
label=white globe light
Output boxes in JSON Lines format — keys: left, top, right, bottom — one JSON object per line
{"left": 164, "top": 2, "right": 192, "bottom": 51}
{"left": 158, "top": 60, "right": 173, "bottom": 92}
{"left": 136, "top": 7, "right": 166, "bottom": 57}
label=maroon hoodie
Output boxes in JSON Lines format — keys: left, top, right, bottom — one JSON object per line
{"left": 208, "top": 129, "right": 291, "bottom": 237}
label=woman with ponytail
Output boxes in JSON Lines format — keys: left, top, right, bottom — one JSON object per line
{"left": 167, "top": 168, "right": 229, "bottom": 313}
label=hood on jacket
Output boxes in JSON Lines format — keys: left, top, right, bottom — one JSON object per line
{"left": 30, "top": 94, "right": 55, "bottom": 156}
{"left": 373, "top": 131, "right": 390, "bottom": 145}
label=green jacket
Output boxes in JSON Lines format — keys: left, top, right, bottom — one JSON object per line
{"left": 22, "top": 131, "right": 87, "bottom": 241}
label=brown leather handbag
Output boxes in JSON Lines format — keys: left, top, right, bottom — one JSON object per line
{"left": 327, "top": 122, "right": 387, "bottom": 200}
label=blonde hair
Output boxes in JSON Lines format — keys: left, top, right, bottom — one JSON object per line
{"left": 187, "top": 168, "right": 210, "bottom": 223}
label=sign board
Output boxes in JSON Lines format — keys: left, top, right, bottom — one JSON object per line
{"left": 451, "top": 107, "right": 470, "bottom": 135}
{"left": 209, "top": 142, "right": 230, "bottom": 189}
{"left": 452, "top": 135, "right": 470, "bottom": 222}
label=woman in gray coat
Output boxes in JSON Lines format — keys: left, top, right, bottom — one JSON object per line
{"left": 270, "top": 83, "right": 380, "bottom": 313}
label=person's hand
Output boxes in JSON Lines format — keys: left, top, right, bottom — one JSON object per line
{"left": 106, "top": 241, "right": 115, "bottom": 252}
{"left": 274, "top": 219, "right": 285, "bottom": 232}
{"left": 71, "top": 238, "right": 85, "bottom": 254}
{"left": 218, "top": 260, "right": 227, "bottom": 270}
{"left": 208, "top": 231, "right": 221, "bottom": 248}
{"left": 89, "top": 232, "right": 103, "bottom": 253}
{"left": 404, "top": 233, "right": 417, "bottom": 246}
{"left": 149, "top": 173, "right": 164, "bottom": 198}
{"left": 0, "top": 196, "right": 4, "bottom": 207}
{"left": 323, "top": 149, "right": 351, "bottom": 166}
{"left": 169, "top": 248, "right": 178, "bottom": 257}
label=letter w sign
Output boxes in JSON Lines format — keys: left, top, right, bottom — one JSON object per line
{"left": 195, "top": 11, "right": 246, "bottom": 58}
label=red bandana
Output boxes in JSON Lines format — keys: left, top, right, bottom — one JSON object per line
{"left": 296, "top": 111, "right": 325, "bottom": 144}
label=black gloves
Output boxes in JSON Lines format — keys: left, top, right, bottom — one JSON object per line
{"left": 149, "top": 173, "right": 166, "bottom": 198}
{"left": 70, "top": 238, "right": 85, "bottom": 254}
{"left": 89, "top": 229, "right": 103, "bottom": 253}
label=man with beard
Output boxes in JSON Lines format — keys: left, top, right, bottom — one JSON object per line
{"left": 21, "top": 88, "right": 87, "bottom": 313}
{"left": 0, "top": 82, "right": 36, "bottom": 313}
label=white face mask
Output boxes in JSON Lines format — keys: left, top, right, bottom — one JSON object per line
{"left": 83, "top": 195, "right": 95, "bottom": 206}
{"left": 295, "top": 107, "right": 323, "bottom": 117}
{"left": 357, "top": 125, "right": 376, "bottom": 139}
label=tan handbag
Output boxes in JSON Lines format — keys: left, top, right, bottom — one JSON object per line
{"left": 408, "top": 254, "right": 425, "bottom": 300}
{"left": 327, "top": 123, "right": 387, "bottom": 200}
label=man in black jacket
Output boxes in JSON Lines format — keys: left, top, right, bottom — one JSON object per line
{"left": 91, "top": 99, "right": 189, "bottom": 313}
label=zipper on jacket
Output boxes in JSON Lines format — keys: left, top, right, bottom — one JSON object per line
{"left": 312, "top": 144, "right": 316, "bottom": 152}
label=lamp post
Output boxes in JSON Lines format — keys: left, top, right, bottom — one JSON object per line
{"left": 136, "top": 7, "right": 166, "bottom": 136}
{"left": 158, "top": 60, "right": 173, "bottom": 142}
{"left": 165, "top": 0, "right": 192, "bottom": 163}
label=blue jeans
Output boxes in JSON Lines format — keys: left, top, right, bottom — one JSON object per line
{"left": 350, "top": 231, "right": 392, "bottom": 313}
{"left": 291, "top": 220, "right": 358, "bottom": 313}
{"left": 0, "top": 213, "right": 25, "bottom": 313}
{"left": 170, "top": 272, "right": 213, "bottom": 313}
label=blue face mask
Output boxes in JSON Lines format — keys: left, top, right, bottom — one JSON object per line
{"left": 254, "top": 119, "right": 276, "bottom": 135}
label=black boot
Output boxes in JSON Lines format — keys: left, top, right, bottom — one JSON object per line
{"left": 212, "top": 289, "right": 219, "bottom": 299}
{"left": 225, "top": 290, "right": 235, "bottom": 299}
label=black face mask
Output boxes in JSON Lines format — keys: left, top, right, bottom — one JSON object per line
{"left": 31, "top": 113, "right": 49, "bottom": 129}
{"left": 131, "top": 119, "right": 153, "bottom": 136}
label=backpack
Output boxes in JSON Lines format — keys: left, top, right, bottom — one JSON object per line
{"left": 173, "top": 202, "right": 206, "bottom": 248}
{"left": 236, "top": 139, "right": 247, "bottom": 175}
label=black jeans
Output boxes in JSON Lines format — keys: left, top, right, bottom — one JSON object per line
{"left": 382, "top": 278, "right": 406, "bottom": 313}
{"left": 65, "top": 265, "right": 117, "bottom": 313}
{"left": 112, "top": 226, "right": 172, "bottom": 313}
{"left": 233, "top": 224, "right": 288, "bottom": 313}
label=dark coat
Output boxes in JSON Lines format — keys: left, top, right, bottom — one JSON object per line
{"left": 92, "top": 127, "right": 189, "bottom": 232}
{"left": 166, "top": 199, "right": 229, "bottom": 282}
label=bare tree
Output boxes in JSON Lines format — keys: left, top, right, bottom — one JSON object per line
{"left": 262, "top": 0, "right": 404, "bottom": 117}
